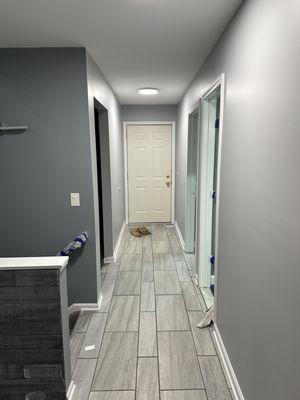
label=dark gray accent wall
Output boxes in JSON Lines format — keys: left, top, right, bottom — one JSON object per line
{"left": 122, "top": 105, "right": 177, "bottom": 122}
{"left": 0, "top": 48, "right": 125, "bottom": 306}
{"left": 176, "top": 1, "right": 300, "bottom": 399}
{"left": 0, "top": 48, "right": 99, "bottom": 305}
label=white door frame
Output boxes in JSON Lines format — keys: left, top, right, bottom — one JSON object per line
{"left": 123, "top": 121, "right": 176, "bottom": 225}
{"left": 196, "top": 73, "right": 225, "bottom": 317}
{"left": 185, "top": 108, "right": 200, "bottom": 253}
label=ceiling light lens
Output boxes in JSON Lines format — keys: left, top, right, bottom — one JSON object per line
{"left": 138, "top": 88, "right": 158, "bottom": 95}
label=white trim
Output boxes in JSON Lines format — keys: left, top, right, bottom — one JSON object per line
{"left": 213, "top": 325, "right": 245, "bottom": 400}
{"left": 0, "top": 256, "right": 69, "bottom": 271}
{"left": 103, "top": 257, "right": 114, "bottom": 264}
{"left": 175, "top": 221, "right": 185, "bottom": 251}
{"left": 185, "top": 107, "right": 200, "bottom": 253}
{"left": 68, "top": 292, "right": 103, "bottom": 315}
{"left": 196, "top": 73, "right": 226, "bottom": 328}
{"left": 67, "top": 381, "right": 76, "bottom": 400}
{"left": 123, "top": 121, "right": 176, "bottom": 224}
{"left": 112, "top": 220, "right": 126, "bottom": 261}
{"left": 68, "top": 221, "right": 126, "bottom": 315}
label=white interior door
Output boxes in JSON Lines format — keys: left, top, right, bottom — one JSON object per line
{"left": 127, "top": 124, "right": 172, "bottom": 222}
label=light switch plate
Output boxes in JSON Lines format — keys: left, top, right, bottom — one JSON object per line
{"left": 70, "top": 193, "right": 80, "bottom": 207}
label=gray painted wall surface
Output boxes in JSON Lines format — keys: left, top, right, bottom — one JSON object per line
{"left": 122, "top": 105, "right": 177, "bottom": 122}
{"left": 86, "top": 52, "right": 125, "bottom": 260}
{"left": 0, "top": 48, "right": 99, "bottom": 305}
{"left": 176, "top": 1, "right": 300, "bottom": 399}
{"left": 0, "top": 48, "right": 125, "bottom": 305}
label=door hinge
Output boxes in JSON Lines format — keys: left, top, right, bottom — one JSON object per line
{"left": 215, "top": 118, "right": 220, "bottom": 129}
{"left": 210, "top": 255, "right": 215, "bottom": 264}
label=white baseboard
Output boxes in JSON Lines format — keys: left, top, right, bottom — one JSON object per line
{"left": 67, "top": 380, "right": 76, "bottom": 400}
{"left": 113, "top": 220, "right": 126, "bottom": 261}
{"left": 101, "top": 221, "right": 126, "bottom": 265}
{"left": 103, "top": 257, "right": 114, "bottom": 264}
{"left": 213, "top": 325, "right": 245, "bottom": 400}
{"left": 68, "top": 293, "right": 103, "bottom": 315}
{"left": 68, "top": 222, "right": 126, "bottom": 316}
{"left": 175, "top": 220, "right": 185, "bottom": 251}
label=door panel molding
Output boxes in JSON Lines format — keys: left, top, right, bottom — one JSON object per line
{"left": 123, "top": 121, "right": 175, "bottom": 224}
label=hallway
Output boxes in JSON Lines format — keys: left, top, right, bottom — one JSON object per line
{"left": 70, "top": 224, "right": 231, "bottom": 399}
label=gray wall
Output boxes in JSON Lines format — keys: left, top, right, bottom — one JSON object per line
{"left": 86, "top": 52, "right": 125, "bottom": 259}
{"left": 176, "top": 0, "right": 300, "bottom": 399}
{"left": 0, "top": 48, "right": 125, "bottom": 305}
{"left": 122, "top": 105, "right": 177, "bottom": 122}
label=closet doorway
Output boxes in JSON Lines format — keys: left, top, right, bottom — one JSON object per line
{"left": 197, "top": 74, "right": 225, "bottom": 310}
{"left": 185, "top": 108, "right": 200, "bottom": 276}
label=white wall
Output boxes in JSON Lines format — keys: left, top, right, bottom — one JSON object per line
{"left": 176, "top": 0, "right": 300, "bottom": 399}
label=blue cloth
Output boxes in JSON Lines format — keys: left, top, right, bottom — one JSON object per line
{"left": 58, "top": 231, "right": 88, "bottom": 256}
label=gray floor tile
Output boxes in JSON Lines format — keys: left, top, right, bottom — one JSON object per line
{"left": 106, "top": 296, "right": 140, "bottom": 332}
{"left": 161, "top": 391, "right": 207, "bottom": 400}
{"left": 142, "top": 247, "right": 153, "bottom": 261}
{"left": 188, "top": 311, "right": 216, "bottom": 355}
{"left": 70, "top": 332, "right": 84, "bottom": 373}
{"left": 89, "top": 392, "right": 135, "bottom": 400}
{"left": 104, "top": 265, "right": 119, "bottom": 284}
{"left": 154, "top": 271, "right": 181, "bottom": 295}
{"left": 156, "top": 295, "right": 190, "bottom": 331}
{"left": 92, "top": 332, "right": 138, "bottom": 390}
{"left": 123, "top": 238, "right": 143, "bottom": 255}
{"left": 139, "top": 312, "right": 157, "bottom": 356}
{"left": 153, "top": 253, "right": 176, "bottom": 271}
{"left": 99, "top": 279, "right": 115, "bottom": 312}
{"left": 180, "top": 282, "right": 202, "bottom": 310}
{"left": 74, "top": 311, "right": 92, "bottom": 333}
{"left": 153, "top": 240, "right": 171, "bottom": 254}
{"left": 158, "top": 331, "right": 204, "bottom": 390}
{"left": 119, "top": 254, "right": 142, "bottom": 271}
{"left": 141, "top": 282, "right": 155, "bottom": 312}
{"left": 198, "top": 356, "right": 231, "bottom": 400}
{"left": 152, "top": 230, "right": 169, "bottom": 241}
{"left": 142, "top": 236, "right": 153, "bottom": 261}
{"left": 142, "top": 261, "right": 154, "bottom": 282}
{"left": 72, "top": 358, "right": 97, "bottom": 400}
{"left": 176, "top": 261, "right": 191, "bottom": 281}
{"left": 115, "top": 271, "right": 141, "bottom": 295}
{"left": 136, "top": 357, "right": 160, "bottom": 400}
{"left": 79, "top": 312, "right": 108, "bottom": 358}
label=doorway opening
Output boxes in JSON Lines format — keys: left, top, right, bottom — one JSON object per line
{"left": 124, "top": 122, "right": 175, "bottom": 224}
{"left": 196, "top": 75, "right": 225, "bottom": 310}
{"left": 93, "top": 99, "right": 113, "bottom": 267}
{"left": 185, "top": 108, "right": 200, "bottom": 277}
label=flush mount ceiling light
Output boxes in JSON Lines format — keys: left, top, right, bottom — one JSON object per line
{"left": 138, "top": 87, "right": 159, "bottom": 95}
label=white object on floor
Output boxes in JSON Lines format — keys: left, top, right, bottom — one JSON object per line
{"left": 197, "top": 305, "right": 214, "bottom": 328}
{"left": 84, "top": 345, "right": 96, "bottom": 351}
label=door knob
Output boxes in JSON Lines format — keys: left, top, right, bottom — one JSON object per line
{"left": 165, "top": 174, "right": 171, "bottom": 187}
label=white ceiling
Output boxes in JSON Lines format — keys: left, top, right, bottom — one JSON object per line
{"left": 0, "top": 0, "right": 242, "bottom": 105}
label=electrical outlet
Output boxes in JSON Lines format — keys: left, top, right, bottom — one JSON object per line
{"left": 70, "top": 193, "right": 80, "bottom": 207}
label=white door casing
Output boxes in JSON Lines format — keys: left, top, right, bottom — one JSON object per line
{"left": 127, "top": 124, "right": 172, "bottom": 222}
{"left": 197, "top": 74, "right": 225, "bottom": 296}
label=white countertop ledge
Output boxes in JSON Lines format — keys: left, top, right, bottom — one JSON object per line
{"left": 0, "top": 257, "right": 69, "bottom": 272}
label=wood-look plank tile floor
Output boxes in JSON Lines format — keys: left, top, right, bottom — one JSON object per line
{"left": 70, "top": 224, "right": 232, "bottom": 400}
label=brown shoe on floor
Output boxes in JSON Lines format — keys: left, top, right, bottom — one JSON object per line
{"left": 129, "top": 228, "right": 142, "bottom": 237}
{"left": 138, "top": 227, "right": 151, "bottom": 236}
{"left": 129, "top": 226, "right": 151, "bottom": 237}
